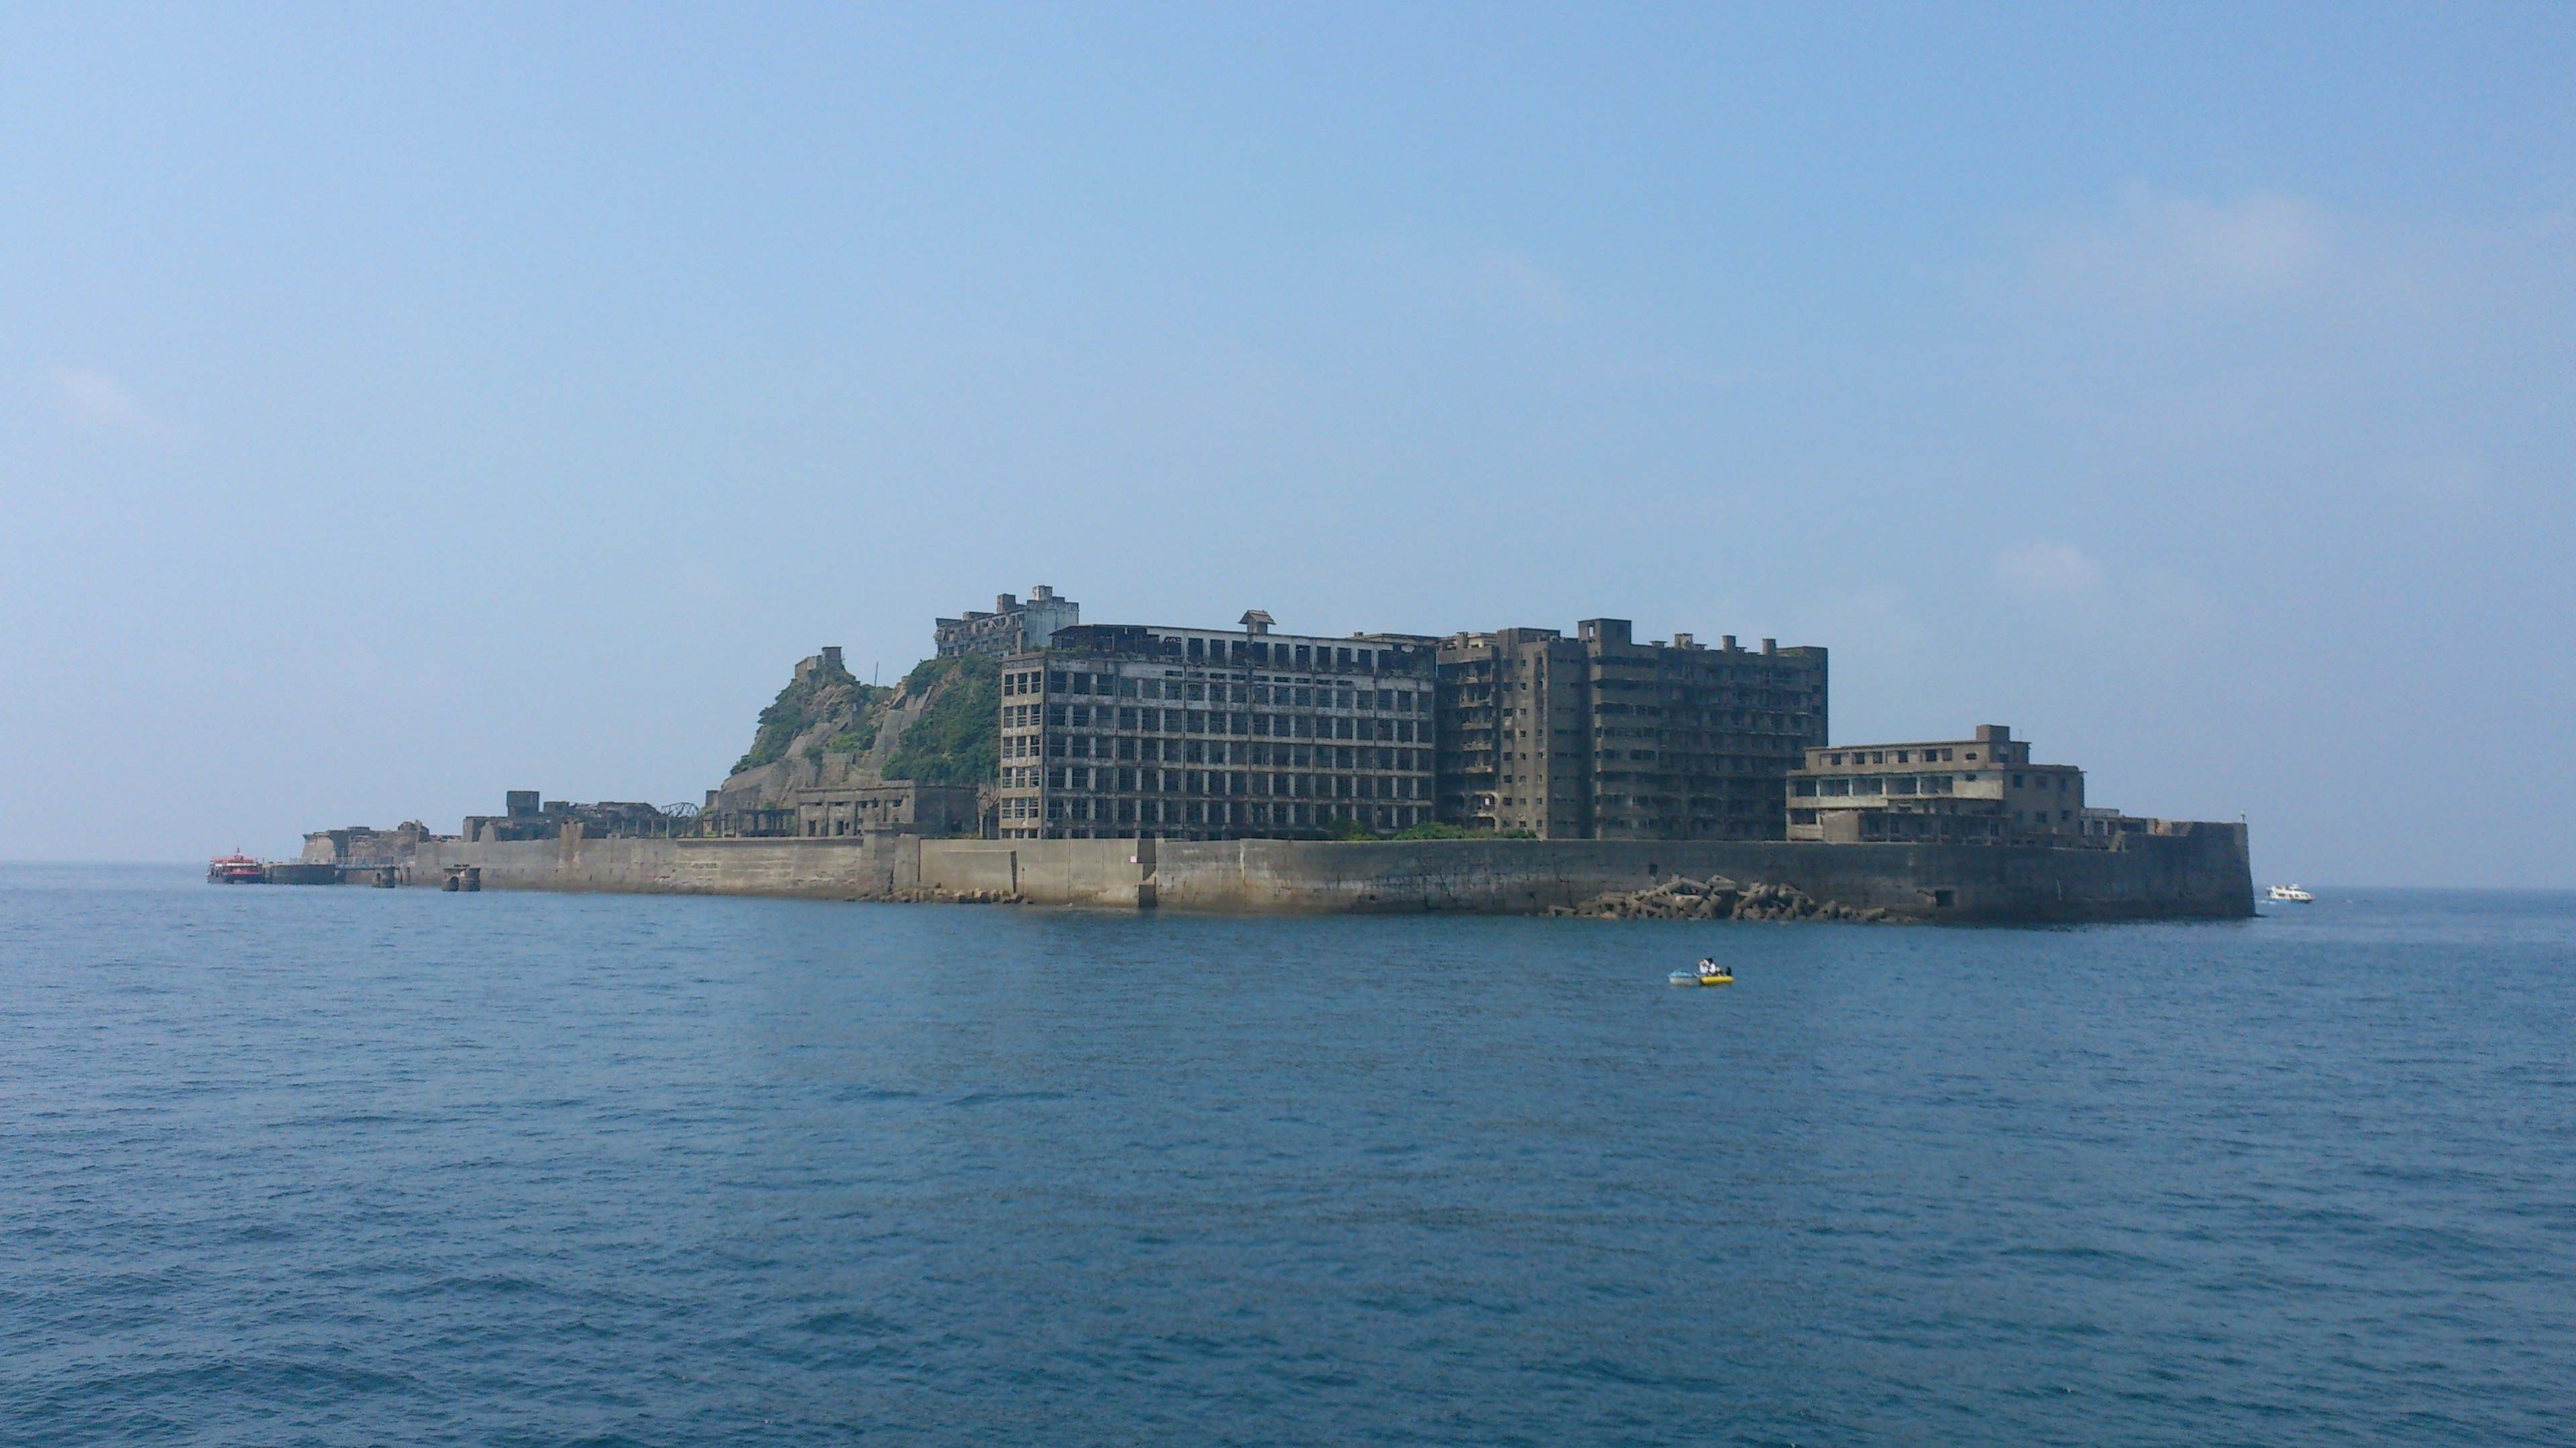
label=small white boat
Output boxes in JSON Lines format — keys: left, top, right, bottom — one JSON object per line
{"left": 2267, "top": 884, "right": 2315, "bottom": 903}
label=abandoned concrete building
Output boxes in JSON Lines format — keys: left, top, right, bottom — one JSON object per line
{"left": 936, "top": 585, "right": 1079, "bottom": 659}
{"left": 995, "top": 610, "right": 1440, "bottom": 840}
{"left": 1784, "top": 724, "right": 2084, "bottom": 842}
{"left": 357, "top": 586, "right": 2206, "bottom": 854}
{"left": 792, "top": 781, "right": 979, "bottom": 838}
{"left": 460, "top": 791, "right": 674, "bottom": 843}
{"left": 300, "top": 821, "right": 433, "bottom": 866}
{"left": 1435, "top": 620, "right": 1829, "bottom": 840}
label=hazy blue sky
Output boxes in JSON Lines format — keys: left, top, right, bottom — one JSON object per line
{"left": 5, "top": 5, "right": 2571, "bottom": 883}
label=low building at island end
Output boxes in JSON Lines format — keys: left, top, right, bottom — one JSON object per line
{"left": 995, "top": 611, "right": 1440, "bottom": 840}
{"left": 1785, "top": 724, "right": 2085, "bottom": 842}
{"left": 301, "top": 820, "right": 435, "bottom": 866}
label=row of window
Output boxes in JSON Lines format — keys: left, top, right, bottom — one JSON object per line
{"left": 1786, "top": 809, "right": 2006, "bottom": 832}
{"left": 1452, "top": 700, "right": 1813, "bottom": 721}
{"left": 1011, "top": 671, "right": 1429, "bottom": 710}
{"left": 1787, "top": 807, "right": 2074, "bottom": 826}
{"left": 1008, "top": 737, "right": 1425, "bottom": 772}
{"left": 1004, "top": 641, "right": 1419, "bottom": 692}
{"left": 1004, "top": 798, "right": 1428, "bottom": 829}
{"left": 1451, "top": 718, "right": 1803, "bottom": 747}
{"left": 1005, "top": 706, "right": 1427, "bottom": 742}
{"left": 1469, "top": 750, "right": 1784, "bottom": 770}
{"left": 1484, "top": 791, "right": 1765, "bottom": 809}
{"left": 1820, "top": 748, "right": 1976, "bottom": 766}
{"left": 1161, "top": 639, "right": 1411, "bottom": 671}
{"left": 1460, "top": 679, "right": 1811, "bottom": 702}
{"left": 1006, "top": 744, "right": 1420, "bottom": 777}
{"left": 1792, "top": 772, "right": 2074, "bottom": 796}
{"left": 1011, "top": 767, "right": 1429, "bottom": 800}
{"left": 1795, "top": 775, "right": 1960, "bottom": 797}
{"left": 1494, "top": 775, "right": 1766, "bottom": 797}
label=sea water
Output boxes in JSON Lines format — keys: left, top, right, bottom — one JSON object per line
{"left": 3, "top": 865, "right": 2571, "bottom": 1446}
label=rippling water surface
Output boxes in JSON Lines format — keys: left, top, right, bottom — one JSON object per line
{"left": 3, "top": 866, "right": 2572, "bottom": 1445}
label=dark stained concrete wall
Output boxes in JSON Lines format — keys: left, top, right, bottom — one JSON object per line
{"left": 398, "top": 824, "right": 2251, "bottom": 922}
{"left": 1148, "top": 829, "right": 2248, "bottom": 920}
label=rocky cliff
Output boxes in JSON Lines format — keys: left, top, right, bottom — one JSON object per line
{"left": 707, "top": 651, "right": 997, "bottom": 812}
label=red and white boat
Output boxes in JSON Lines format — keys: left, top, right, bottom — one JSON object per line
{"left": 207, "top": 852, "right": 266, "bottom": 885}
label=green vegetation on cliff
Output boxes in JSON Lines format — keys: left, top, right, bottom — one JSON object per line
{"left": 822, "top": 715, "right": 883, "bottom": 757}
{"left": 882, "top": 654, "right": 999, "bottom": 786}
{"left": 732, "top": 657, "right": 889, "bottom": 775}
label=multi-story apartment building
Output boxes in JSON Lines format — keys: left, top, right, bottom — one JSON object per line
{"left": 936, "top": 584, "right": 1079, "bottom": 659}
{"left": 1784, "top": 724, "right": 2083, "bottom": 841}
{"left": 995, "top": 612, "right": 1440, "bottom": 840}
{"left": 1435, "top": 619, "right": 1827, "bottom": 840}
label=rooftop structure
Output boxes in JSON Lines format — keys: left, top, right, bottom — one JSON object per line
{"left": 1784, "top": 724, "right": 2084, "bottom": 842}
{"left": 936, "top": 585, "right": 1079, "bottom": 659}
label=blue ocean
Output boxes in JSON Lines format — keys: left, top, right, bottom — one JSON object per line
{"left": 3, "top": 866, "right": 2571, "bottom": 1446}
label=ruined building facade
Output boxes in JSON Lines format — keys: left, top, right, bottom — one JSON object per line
{"left": 1435, "top": 620, "right": 1828, "bottom": 840}
{"left": 794, "top": 782, "right": 981, "bottom": 838}
{"left": 984, "top": 601, "right": 1830, "bottom": 843}
{"left": 994, "top": 613, "right": 1440, "bottom": 840}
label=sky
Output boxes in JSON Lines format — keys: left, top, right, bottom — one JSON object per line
{"left": 4, "top": 4, "right": 2571, "bottom": 884}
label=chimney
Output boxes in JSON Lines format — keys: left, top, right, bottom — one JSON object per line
{"left": 1762, "top": 638, "right": 1777, "bottom": 655}
{"left": 1722, "top": 634, "right": 1737, "bottom": 651}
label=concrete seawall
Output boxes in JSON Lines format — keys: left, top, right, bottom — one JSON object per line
{"left": 398, "top": 825, "right": 2252, "bottom": 922}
